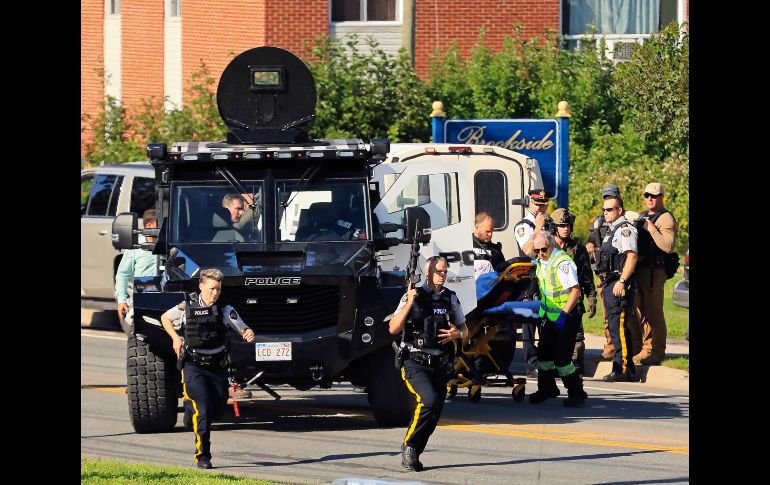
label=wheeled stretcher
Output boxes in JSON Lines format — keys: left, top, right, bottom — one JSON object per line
{"left": 447, "top": 258, "right": 542, "bottom": 403}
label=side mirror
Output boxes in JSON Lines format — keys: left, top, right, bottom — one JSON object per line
{"left": 112, "top": 212, "right": 138, "bottom": 250}
{"left": 403, "top": 206, "right": 432, "bottom": 244}
{"left": 511, "top": 195, "right": 530, "bottom": 207}
{"left": 379, "top": 222, "right": 400, "bottom": 234}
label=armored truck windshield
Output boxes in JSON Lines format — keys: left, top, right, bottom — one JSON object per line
{"left": 276, "top": 178, "right": 370, "bottom": 242}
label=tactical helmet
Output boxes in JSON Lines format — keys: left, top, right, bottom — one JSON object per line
{"left": 551, "top": 208, "right": 575, "bottom": 226}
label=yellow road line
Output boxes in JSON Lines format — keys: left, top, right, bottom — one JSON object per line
{"left": 438, "top": 422, "right": 688, "bottom": 455}
{"left": 81, "top": 386, "right": 126, "bottom": 394}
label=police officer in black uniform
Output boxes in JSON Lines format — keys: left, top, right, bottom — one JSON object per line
{"left": 160, "top": 268, "right": 256, "bottom": 469}
{"left": 472, "top": 211, "right": 506, "bottom": 270}
{"left": 550, "top": 208, "right": 596, "bottom": 375}
{"left": 389, "top": 256, "right": 468, "bottom": 472}
{"left": 594, "top": 197, "right": 639, "bottom": 382}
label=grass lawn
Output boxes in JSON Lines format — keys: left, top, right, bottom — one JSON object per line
{"left": 82, "top": 459, "right": 280, "bottom": 485}
{"left": 583, "top": 271, "right": 689, "bottom": 340}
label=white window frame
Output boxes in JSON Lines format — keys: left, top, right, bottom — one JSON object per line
{"left": 166, "top": 0, "right": 181, "bottom": 18}
{"left": 106, "top": 0, "right": 120, "bottom": 15}
{"left": 330, "top": 0, "right": 402, "bottom": 26}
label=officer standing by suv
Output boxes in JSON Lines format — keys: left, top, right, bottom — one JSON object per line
{"left": 160, "top": 268, "right": 256, "bottom": 469}
{"left": 389, "top": 256, "right": 468, "bottom": 472}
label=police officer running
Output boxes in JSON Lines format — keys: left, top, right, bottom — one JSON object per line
{"left": 160, "top": 268, "right": 256, "bottom": 469}
{"left": 389, "top": 256, "right": 468, "bottom": 472}
{"left": 595, "top": 197, "right": 639, "bottom": 382}
{"left": 529, "top": 230, "right": 588, "bottom": 407}
{"left": 550, "top": 208, "right": 596, "bottom": 376}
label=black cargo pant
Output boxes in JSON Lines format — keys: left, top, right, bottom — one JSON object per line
{"left": 538, "top": 310, "right": 580, "bottom": 375}
{"left": 401, "top": 358, "right": 449, "bottom": 454}
{"left": 603, "top": 280, "right": 637, "bottom": 378}
{"left": 181, "top": 360, "right": 229, "bottom": 463}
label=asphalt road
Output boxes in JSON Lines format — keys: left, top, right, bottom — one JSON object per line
{"left": 81, "top": 328, "right": 689, "bottom": 484}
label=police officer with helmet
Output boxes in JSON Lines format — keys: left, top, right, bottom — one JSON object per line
{"left": 550, "top": 207, "right": 596, "bottom": 375}
{"left": 389, "top": 256, "right": 468, "bottom": 472}
{"left": 594, "top": 197, "right": 639, "bottom": 382}
{"left": 160, "top": 268, "right": 256, "bottom": 469}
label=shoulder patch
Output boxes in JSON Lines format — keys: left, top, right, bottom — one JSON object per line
{"left": 517, "top": 227, "right": 525, "bottom": 237}
{"left": 230, "top": 309, "right": 239, "bottom": 320}
{"left": 621, "top": 229, "right": 631, "bottom": 237}
{"left": 560, "top": 262, "right": 569, "bottom": 273}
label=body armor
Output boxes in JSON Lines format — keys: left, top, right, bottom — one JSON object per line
{"left": 183, "top": 292, "right": 227, "bottom": 351}
{"left": 595, "top": 223, "right": 631, "bottom": 284}
{"left": 635, "top": 209, "right": 672, "bottom": 268}
{"left": 404, "top": 287, "right": 456, "bottom": 353}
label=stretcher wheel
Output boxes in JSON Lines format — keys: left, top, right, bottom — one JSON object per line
{"left": 512, "top": 381, "right": 526, "bottom": 402}
{"left": 447, "top": 383, "right": 457, "bottom": 399}
{"left": 468, "top": 385, "right": 482, "bottom": 403}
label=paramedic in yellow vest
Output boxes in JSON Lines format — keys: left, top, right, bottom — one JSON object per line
{"left": 528, "top": 230, "right": 588, "bottom": 407}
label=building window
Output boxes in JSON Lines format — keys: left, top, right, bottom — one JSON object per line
{"left": 563, "top": 0, "right": 678, "bottom": 36}
{"left": 168, "top": 0, "right": 180, "bottom": 18}
{"left": 107, "top": 0, "right": 120, "bottom": 15}
{"left": 332, "top": 0, "right": 397, "bottom": 22}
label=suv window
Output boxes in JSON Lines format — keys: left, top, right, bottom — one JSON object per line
{"left": 130, "top": 176, "right": 156, "bottom": 215}
{"left": 84, "top": 174, "right": 124, "bottom": 217}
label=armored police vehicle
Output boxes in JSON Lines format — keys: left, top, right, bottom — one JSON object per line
{"left": 113, "top": 46, "right": 431, "bottom": 433}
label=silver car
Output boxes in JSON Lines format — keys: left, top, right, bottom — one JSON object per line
{"left": 673, "top": 249, "right": 689, "bottom": 308}
{"left": 81, "top": 162, "right": 154, "bottom": 303}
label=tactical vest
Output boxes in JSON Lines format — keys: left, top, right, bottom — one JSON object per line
{"left": 536, "top": 248, "right": 573, "bottom": 321}
{"left": 635, "top": 209, "right": 674, "bottom": 268}
{"left": 472, "top": 235, "right": 505, "bottom": 268}
{"left": 595, "top": 223, "right": 631, "bottom": 282}
{"left": 405, "top": 287, "right": 456, "bottom": 353}
{"left": 183, "top": 293, "right": 227, "bottom": 351}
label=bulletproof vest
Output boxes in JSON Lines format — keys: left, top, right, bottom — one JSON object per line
{"left": 405, "top": 287, "right": 456, "bottom": 352}
{"left": 183, "top": 293, "right": 227, "bottom": 350}
{"left": 589, "top": 214, "right": 609, "bottom": 244}
{"left": 472, "top": 235, "right": 505, "bottom": 268}
{"left": 595, "top": 223, "right": 630, "bottom": 279}
{"left": 635, "top": 209, "right": 672, "bottom": 268}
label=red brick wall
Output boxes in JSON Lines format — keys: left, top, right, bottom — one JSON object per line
{"left": 414, "top": 0, "right": 560, "bottom": 78}
{"left": 81, "top": 0, "right": 104, "bottom": 154}
{"left": 265, "top": 0, "right": 329, "bottom": 58}
{"left": 122, "top": 2, "right": 165, "bottom": 108}
{"left": 182, "top": 0, "right": 269, "bottom": 104}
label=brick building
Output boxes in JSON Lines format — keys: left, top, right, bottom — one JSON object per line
{"left": 81, "top": 0, "right": 688, "bottom": 155}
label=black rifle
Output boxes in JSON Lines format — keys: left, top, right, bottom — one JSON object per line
{"left": 404, "top": 218, "right": 422, "bottom": 287}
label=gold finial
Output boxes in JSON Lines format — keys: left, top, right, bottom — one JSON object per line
{"left": 430, "top": 101, "right": 446, "bottom": 118}
{"left": 555, "top": 101, "right": 571, "bottom": 118}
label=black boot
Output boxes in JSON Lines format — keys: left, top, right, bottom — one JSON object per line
{"left": 528, "top": 369, "right": 560, "bottom": 404}
{"left": 561, "top": 371, "right": 588, "bottom": 407}
{"left": 401, "top": 445, "right": 423, "bottom": 472}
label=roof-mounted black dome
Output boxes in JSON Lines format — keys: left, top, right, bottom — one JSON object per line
{"left": 217, "top": 46, "right": 316, "bottom": 144}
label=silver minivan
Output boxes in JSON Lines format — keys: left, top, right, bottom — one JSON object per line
{"left": 80, "top": 162, "right": 155, "bottom": 304}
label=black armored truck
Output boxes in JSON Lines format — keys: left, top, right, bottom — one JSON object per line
{"left": 112, "top": 47, "right": 430, "bottom": 433}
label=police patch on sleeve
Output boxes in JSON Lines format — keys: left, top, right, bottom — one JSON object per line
{"left": 560, "top": 262, "right": 569, "bottom": 273}
{"left": 517, "top": 227, "right": 525, "bottom": 237}
{"left": 230, "top": 309, "right": 239, "bottom": 321}
{"left": 621, "top": 229, "right": 631, "bottom": 237}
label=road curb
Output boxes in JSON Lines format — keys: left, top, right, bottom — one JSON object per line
{"left": 81, "top": 308, "right": 120, "bottom": 330}
{"left": 586, "top": 360, "right": 688, "bottom": 391}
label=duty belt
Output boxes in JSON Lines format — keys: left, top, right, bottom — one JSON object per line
{"left": 186, "top": 349, "right": 226, "bottom": 367}
{"left": 409, "top": 351, "right": 450, "bottom": 367}
{"left": 598, "top": 271, "right": 620, "bottom": 286}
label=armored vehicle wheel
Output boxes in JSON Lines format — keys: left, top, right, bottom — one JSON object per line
{"left": 367, "top": 346, "right": 415, "bottom": 427}
{"left": 468, "top": 385, "right": 482, "bottom": 403}
{"left": 126, "top": 335, "right": 179, "bottom": 433}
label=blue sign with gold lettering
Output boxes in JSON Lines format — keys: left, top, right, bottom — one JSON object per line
{"left": 442, "top": 119, "right": 568, "bottom": 206}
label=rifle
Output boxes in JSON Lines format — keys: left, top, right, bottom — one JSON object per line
{"left": 404, "top": 218, "right": 422, "bottom": 287}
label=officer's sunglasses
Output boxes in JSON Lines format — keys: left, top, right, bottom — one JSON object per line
{"left": 643, "top": 193, "right": 661, "bottom": 199}
{"left": 602, "top": 207, "right": 618, "bottom": 212}
{"left": 534, "top": 247, "right": 549, "bottom": 254}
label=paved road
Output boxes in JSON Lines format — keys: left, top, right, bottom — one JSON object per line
{"left": 81, "top": 328, "right": 689, "bottom": 484}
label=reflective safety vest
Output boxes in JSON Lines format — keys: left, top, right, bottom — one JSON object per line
{"left": 536, "top": 248, "right": 573, "bottom": 321}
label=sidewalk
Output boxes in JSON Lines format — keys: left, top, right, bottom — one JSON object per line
{"left": 581, "top": 332, "right": 689, "bottom": 391}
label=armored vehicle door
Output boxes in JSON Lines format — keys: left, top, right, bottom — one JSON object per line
{"left": 373, "top": 159, "right": 477, "bottom": 313}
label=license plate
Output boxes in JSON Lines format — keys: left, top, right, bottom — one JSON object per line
{"left": 254, "top": 342, "right": 292, "bottom": 361}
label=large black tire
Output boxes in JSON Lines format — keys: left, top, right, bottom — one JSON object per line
{"left": 366, "top": 346, "right": 415, "bottom": 427}
{"left": 127, "top": 335, "right": 179, "bottom": 433}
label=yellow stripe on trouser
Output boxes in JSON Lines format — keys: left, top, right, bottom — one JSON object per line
{"left": 619, "top": 308, "right": 629, "bottom": 374}
{"left": 401, "top": 367, "right": 423, "bottom": 446}
{"left": 181, "top": 369, "right": 203, "bottom": 462}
